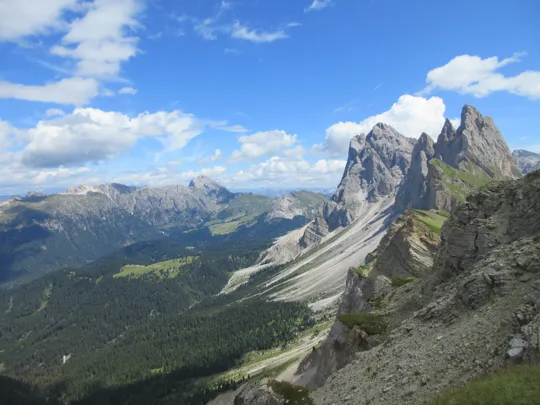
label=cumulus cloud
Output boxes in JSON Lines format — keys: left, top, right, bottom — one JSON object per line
{"left": 118, "top": 87, "right": 137, "bottom": 95}
{"left": 0, "top": 163, "right": 99, "bottom": 195}
{"left": 420, "top": 53, "right": 540, "bottom": 99}
{"left": 19, "top": 108, "right": 204, "bottom": 168}
{"left": 228, "top": 156, "right": 346, "bottom": 188}
{"left": 46, "top": 108, "right": 65, "bottom": 117}
{"left": 197, "top": 149, "right": 222, "bottom": 165}
{"left": 110, "top": 165, "right": 228, "bottom": 188}
{"left": 50, "top": 0, "right": 143, "bottom": 78}
{"left": 319, "top": 95, "right": 448, "bottom": 156}
{"left": 0, "top": 0, "right": 78, "bottom": 42}
{"left": 0, "top": 77, "right": 100, "bottom": 105}
{"left": 230, "top": 130, "right": 298, "bottom": 162}
{"left": 0, "top": 120, "right": 13, "bottom": 160}
{"left": 305, "top": 0, "right": 332, "bottom": 12}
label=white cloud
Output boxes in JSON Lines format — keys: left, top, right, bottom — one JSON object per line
{"left": 0, "top": 77, "right": 100, "bottom": 105}
{"left": 421, "top": 53, "right": 540, "bottom": 99}
{"left": 230, "top": 130, "right": 298, "bottom": 162}
{"left": 46, "top": 108, "right": 65, "bottom": 117}
{"left": 224, "top": 47, "right": 240, "bottom": 55}
{"left": 50, "top": 0, "right": 143, "bottom": 78}
{"left": 0, "top": 0, "right": 78, "bottom": 42}
{"left": 110, "top": 165, "right": 228, "bottom": 189}
{"left": 197, "top": 149, "right": 222, "bottom": 165}
{"left": 118, "top": 86, "right": 137, "bottom": 95}
{"left": 320, "top": 95, "right": 448, "bottom": 156}
{"left": 19, "top": 108, "right": 204, "bottom": 168}
{"left": 33, "top": 166, "right": 91, "bottom": 185}
{"left": 194, "top": 18, "right": 220, "bottom": 40}
{"left": 449, "top": 118, "right": 461, "bottom": 129}
{"left": 220, "top": 1, "right": 233, "bottom": 11}
{"left": 227, "top": 156, "right": 346, "bottom": 188}
{"left": 231, "top": 22, "right": 288, "bottom": 43}
{"left": 210, "top": 121, "right": 249, "bottom": 133}
{"left": 305, "top": 0, "right": 332, "bottom": 12}
{"left": 0, "top": 120, "right": 13, "bottom": 160}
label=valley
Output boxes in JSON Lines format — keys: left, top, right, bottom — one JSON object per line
{"left": 1, "top": 105, "right": 540, "bottom": 405}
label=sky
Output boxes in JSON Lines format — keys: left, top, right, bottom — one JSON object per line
{"left": 0, "top": 0, "right": 539, "bottom": 195}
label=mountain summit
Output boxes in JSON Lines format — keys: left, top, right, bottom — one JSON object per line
{"left": 396, "top": 105, "right": 521, "bottom": 212}
{"left": 435, "top": 105, "right": 521, "bottom": 179}
{"left": 512, "top": 149, "right": 540, "bottom": 174}
{"left": 333, "top": 123, "right": 416, "bottom": 208}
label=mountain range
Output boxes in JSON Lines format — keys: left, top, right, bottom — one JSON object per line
{"left": 1, "top": 104, "right": 540, "bottom": 405}
{"left": 0, "top": 178, "right": 327, "bottom": 286}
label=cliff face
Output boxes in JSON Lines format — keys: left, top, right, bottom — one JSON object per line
{"left": 435, "top": 106, "right": 521, "bottom": 179}
{"left": 396, "top": 105, "right": 521, "bottom": 213}
{"left": 294, "top": 211, "right": 443, "bottom": 388}
{"left": 512, "top": 149, "right": 540, "bottom": 174}
{"left": 297, "top": 124, "right": 415, "bottom": 250}
{"left": 333, "top": 124, "right": 415, "bottom": 210}
{"left": 394, "top": 133, "right": 435, "bottom": 212}
{"left": 309, "top": 171, "right": 540, "bottom": 405}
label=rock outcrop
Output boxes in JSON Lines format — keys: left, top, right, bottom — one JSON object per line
{"left": 435, "top": 106, "right": 521, "bottom": 179}
{"left": 294, "top": 211, "right": 444, "bottom": 388}
{"left": 309, "top": 170, "right": 540, "bottom": 405}
{"left": 512, "top": 149, "right": 540, "bottom": 174}
{"left": 396, "top": 105, "right": 521, "bottom": 213}
{"left": 395, "top": 133, "right": 435, "bottom": 212}
{"left": 267, "top": 191, "right": 328, "bottom": 221}
{"left": 333, "top": 124, "right": 415, "bottom": 211}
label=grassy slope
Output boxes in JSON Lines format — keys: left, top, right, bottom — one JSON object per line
{"left": 336, "top": 313, "right": 387, "bottom": 335}
{"left": 413, "top": 209, "right": 449, "bottom": 233}
{"left": 430, "top": 159, "right": 493, "bottom": 201}
{"left": 113, "top": 256, "right": 198, "bottom": 279}
{"left": 431, "top": 365, "right": 540, "bottom": 405}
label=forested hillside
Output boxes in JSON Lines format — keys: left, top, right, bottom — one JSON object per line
{"left": 0, "top": 232, "right": 313, "bottom": 404}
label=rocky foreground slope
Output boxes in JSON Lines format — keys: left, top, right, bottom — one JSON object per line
{"left": 224, "top": 169, "right": 540, "bottom": 405}
{"left": 214, "top": 105, "right": 540, "bottom": 405}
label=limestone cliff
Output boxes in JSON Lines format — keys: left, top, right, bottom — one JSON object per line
{"left": 333, "top": 124, "right": 415, "bottom": 211}
{"left": 297, "top": 123, "right": 415, "bottom": 249}
{"left": 512, "top": 149, "right": 540, "bottom": 174}
{"left": 293, "top": 210, "right": 443, "bottom": 388}
{"left": 396, "top": 105, "right": 521, "bottom": 213}
{"left": 394, "top": 133, "right": 435, "bottom": 213}
{"left": 309, "top": 171, "right": 540, "bottom": 405}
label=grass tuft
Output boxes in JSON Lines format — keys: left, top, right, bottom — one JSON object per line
{"left": 337, "top": 313, "right": 386, "bottom": 335}
{"left": 268, "top": 380, "right": 313, "bottom": 405}
{"left": 430, "top": 365, "right": 540, "bottom": 405}
{"left": 413, "top": 209, "right": 448, "bottom": 233}
{"left": 352, "top": 263, "right": 370, "bottom": 278}
{"left": 391, "top": 276, "right": 416, "bottom": 287}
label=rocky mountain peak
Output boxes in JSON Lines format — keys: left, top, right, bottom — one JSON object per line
{"left": 435, "top": 118, "right": 456, "bottom": 151}
{"left": 333, "top": 124, "right": 415, "bottom": 207}
{"left": 188, "top": 175, "right": 234, "bottom": 204}
{"left": 437, "top": 105, "right": 521, "bottom": 179}
{"left": 512, "top": 149, "right": 540, "bottom": 174}
{"left": 61, "top": 183, "right": 136, "bottom": 197}
{"left": 395, "top": 133, "right": 436, "bottom": 212}
{"left": 188, "top": 175, "right": 225, "bottom": 191}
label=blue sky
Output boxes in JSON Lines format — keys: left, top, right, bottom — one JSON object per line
{"left": 0, "top": 0, "right": 539, "bottom": 194}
